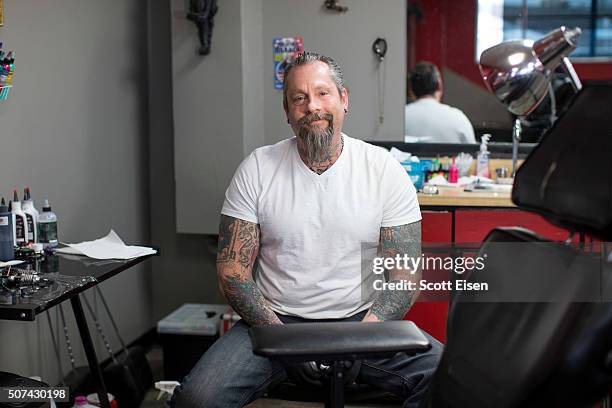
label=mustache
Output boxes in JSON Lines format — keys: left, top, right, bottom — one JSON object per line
{"left": 297, "top": 112, "right": 334, "bottom": 127}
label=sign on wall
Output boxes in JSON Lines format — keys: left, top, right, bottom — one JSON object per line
{"left": 273, "top": 36, "right": 303, "bottom": 90}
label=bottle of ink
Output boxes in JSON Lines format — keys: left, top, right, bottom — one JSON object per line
{"left": 22, "top": 188, "right": 38, "bottom": 244}
{"left": 38, "top": 199, "right": 58, "bottom": 248}
{"left": 0, "top": 198, "right": 14, "bottom": 261}
{"left": 11, "top": 190, "right": 28, "bottom": 247}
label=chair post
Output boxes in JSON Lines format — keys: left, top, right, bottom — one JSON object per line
{"left": 325, "top": 361, "right": 345, "bottom": 408}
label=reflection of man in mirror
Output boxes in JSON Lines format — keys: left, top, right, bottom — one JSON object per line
{"left": 405, "top": 61, "right": 476, "bottom": 144}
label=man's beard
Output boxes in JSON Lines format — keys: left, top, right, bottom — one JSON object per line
{"left": 297, "top": 112, "right": 335, "bottom": 163}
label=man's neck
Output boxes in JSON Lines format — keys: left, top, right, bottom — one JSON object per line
{"left": 297, "top": 134, "right": 344, "bottom": 175}
{"left": 418, "top": 94, "right": 440, "bottom": 102}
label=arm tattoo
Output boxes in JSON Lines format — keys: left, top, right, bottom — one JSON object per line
{"left": 216, "top": 215, "right": 281, "bottom": 326}
{"left": 223, "top": 273, "right": 281, "bottom": 326}
{"left": 367, "top": 221, "right": 422, "bottom": 321}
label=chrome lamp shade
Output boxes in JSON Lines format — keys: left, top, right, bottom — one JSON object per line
{"left": 479, "top": 26, "right": 582, "bottom": 117}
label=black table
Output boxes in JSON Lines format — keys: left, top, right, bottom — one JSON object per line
{"left": 0, "top": 251, "right": 156, "bottom": 408}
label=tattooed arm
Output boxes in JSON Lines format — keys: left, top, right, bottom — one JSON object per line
{"left": 217, "top": 215, "right": 282, "bottom": 326}
{"left": 363, "top": 221, "right": 422, "bottom": 322}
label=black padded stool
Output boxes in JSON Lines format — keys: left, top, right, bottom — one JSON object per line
{"left": 249, "top": 320, "right": 430, "bottom": 408}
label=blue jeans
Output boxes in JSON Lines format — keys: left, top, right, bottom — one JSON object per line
{"left": 172, "top": 311, "right": 443, "bottom": 408}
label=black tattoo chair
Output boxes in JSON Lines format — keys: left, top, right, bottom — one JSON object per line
{"left": 427, "top": 226, "right": 612, "bottom": 407}
{"left": 426, "top": 81, "right": 612, "bottom": 407}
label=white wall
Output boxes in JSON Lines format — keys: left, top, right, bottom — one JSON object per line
{"left": 172, "top": 0, "right": 247, "bottom": 235}
{"left": 150, "top": 0, "right": 227, "bottom": 323}
{"left": 0, "top": 0, "right": 151, "bottom": 383}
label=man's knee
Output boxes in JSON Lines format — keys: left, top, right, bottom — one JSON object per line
{"left": 423, "top": 332, "right": 444, "bottom": 362}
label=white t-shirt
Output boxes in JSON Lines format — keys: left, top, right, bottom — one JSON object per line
{"left": 221, "top": 135, "right": 421, "bottom": 319}
{"left": 405, "top": 98, "right": 476, "bottom": 144}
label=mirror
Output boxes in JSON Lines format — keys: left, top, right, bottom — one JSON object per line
{"left": 405, "top": 0, "right": 592, "bottom": 146}
{"left": 406, "top": 0, "right": 512, "bottom": 145}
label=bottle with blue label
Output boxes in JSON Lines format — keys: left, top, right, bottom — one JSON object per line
{"left": 0, "top": 198, "right": 14, "bottom": 261}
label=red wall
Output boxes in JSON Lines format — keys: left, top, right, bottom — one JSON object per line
{"left": 410, "top": 0, "right": 612, "bottom": 87}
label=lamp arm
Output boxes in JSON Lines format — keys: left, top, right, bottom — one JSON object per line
{"left": 560, "top": 57, "right": 582, "bottom": 92}
{"left": 512, "top": 118, "right": 522, "bottom": 178}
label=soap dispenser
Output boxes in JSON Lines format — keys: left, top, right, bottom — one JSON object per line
{"left": 476, "top": 134, "right": 491, "bottom": 178}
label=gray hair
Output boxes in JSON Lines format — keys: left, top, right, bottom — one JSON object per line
{"left": 282, "top": 52, "right": 346, "bottom": 108}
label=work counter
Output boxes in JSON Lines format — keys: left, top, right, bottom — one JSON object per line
{"left": 416, "top": 186, "right": 570, "bottom": 243}
{"left": 417, "top": 188, "right": 514, "bottom": 208}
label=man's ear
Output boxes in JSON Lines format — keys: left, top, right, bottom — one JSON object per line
{"left": 341, "top": 88, "right": 349, "bottom": 111}
{"left": 283, "top": 99, "right": 290, "bottom": 123}
{"left": 436, "top": 79, "right": 444, "bottom": 101}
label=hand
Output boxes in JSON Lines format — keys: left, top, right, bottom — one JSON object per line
{"left": 362, "top": 311, "right": 382, "bottom": 322}
{"left": 285, "top": 361, "right": 324, "bottom": 388}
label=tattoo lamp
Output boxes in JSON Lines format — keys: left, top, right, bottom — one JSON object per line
{"left": 478, "top": 26, "right": 582, "bottom": 176}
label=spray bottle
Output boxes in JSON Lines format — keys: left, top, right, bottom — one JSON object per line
{"left": 0, "top": 198, "right": 14, "bottom": 261}
{"left": 22, "top": 187, "right": 38, "bottom": 244}
{"left": 11, "top": 190, "right": 28, "bottom": 247}
{"left": 476, "top": 134, "right": 491, "bottom": 179}
{"left": 38, "top": 199, "right": 58, "bottom": 248}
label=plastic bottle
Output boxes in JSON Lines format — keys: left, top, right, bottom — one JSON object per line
{"left": 476, "top": 134, "right": 491, "bottom": 178}
{"left": 0, "top": 197, "right": 14, "bottom": 261}
{"left": 72, "top": 395, "right": 97, "bottom": 407}
{"left": 38, "top": 199, "right": 58, "bottom": 248}
{"left": 22, "top": 188, "right": 38, "bottom": 244}
{"left": 23, "top": 187, "right": 39, "bottom": 218}
{"left": 11, "top": 190, "right": 28, "bottom": 247}
{"left": 86, "top": 393, "right": 118, "bottom": 408}
{"left": 449, "top": 157, "right": 459, "bottom": 183}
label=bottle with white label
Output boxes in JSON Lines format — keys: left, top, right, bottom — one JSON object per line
{"left": 476, "top": 134, "right": 491, "bottom": 179}
{"left": 11, "top": 190, "right": 28, "bottom": 247}
{"left": 38, "top": 199, "right": 58, "bottom": 248}
{"left": 0, "top": 198, "right": 14, "bottom": 261}
{"left": 22, "top": 188, "right": 38, "bottom": 244}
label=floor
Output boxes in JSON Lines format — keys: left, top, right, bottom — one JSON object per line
{"left": 139, "top": 344, "right": 166, "bottom": 408}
